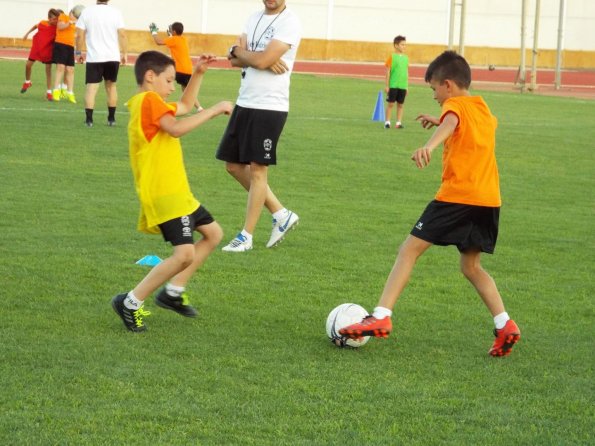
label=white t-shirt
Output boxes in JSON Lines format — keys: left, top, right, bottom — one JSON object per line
{"left": 76, "top": 4, "right": 125, "bottom": 63}
{"left": 237, "top": 8, "right": 302, "bottom": 112}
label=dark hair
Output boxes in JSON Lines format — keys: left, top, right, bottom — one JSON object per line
{"left": 48, "top": 8, "right": 60, "bottom": 18}
{"left": 170, "top": 22, "right": 184, "bottom": 35}
{"left": 394, "top": 35, "right": 406, "bottom": 45}
{"left": 424, "top": 50, "right": 471, "bottom": 89}
{"left": 134, "top": 51, "right": 175, "bottom": 85}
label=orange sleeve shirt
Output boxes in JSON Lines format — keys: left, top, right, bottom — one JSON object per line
{"left": 164, "top": 36, "right": 193, "bottom": 75}
{"left": 54, "top": 13, "right": 75, "bottom": 46}
{"left": 435, "top": 96, "right": 501, "bottom": 207}
{"left": 127, "top": 91, "right": 199, "bottom": 234}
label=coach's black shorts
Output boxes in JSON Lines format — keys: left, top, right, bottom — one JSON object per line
{"left": 175, "top": 72, "right": 191, "bottom": 87}
{"left": 158, "top": 205, "right": 215, "bottom": 246}
{"left": 386, "top": 88, "right": 407, "bottom": 104}
{"left": 85, "top": 61, "right": 120, "bottom": 84}
{"left": 52, "top": 43, "right": 75, "bottom": 67}
{"left": 216, "top": 105, "right": 288, "bottom": 166}
{"left": 410, "top": 200, "right": 500, "bottom": 254}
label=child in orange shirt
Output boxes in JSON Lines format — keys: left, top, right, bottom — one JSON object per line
{"left": 341, "top": 51, "right": 521, "bottom": 357}
{"left": 111, "top": 50, "right": 232, "bottom": 333}
{"left": 22, "top": 8, "right": 60, "bottom": 101}
{"left": 52, "top": 6, "right": 83, "bottom": 103}
{"left": 149, "top": 21, "right": 202, "bottom": 111}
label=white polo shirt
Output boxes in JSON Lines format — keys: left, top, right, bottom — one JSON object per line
{"left": 76, "top": 4, "right": 125, "bottom": 63}
{"left": 237, "top": 8, "right": 302, "bottom": 112}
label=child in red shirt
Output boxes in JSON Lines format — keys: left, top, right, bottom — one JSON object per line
{"left": 21, "top": 9, "right": 60, "bottom": 100}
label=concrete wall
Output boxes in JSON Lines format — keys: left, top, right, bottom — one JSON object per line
{"left": 2, "top": 0, "right": 594, "bottom": 68}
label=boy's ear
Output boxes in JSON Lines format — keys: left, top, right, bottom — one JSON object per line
{"left": 144, "top": 69, "right": 155, "bottom": 83}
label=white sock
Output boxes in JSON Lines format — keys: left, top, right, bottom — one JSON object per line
{"left": 396, "top": 121, "right": 402, "bottom": 126}
{"left": 493, "top": 312, "right": 510, "bottom": 330}
{"left": 272, "top": 208, "right": 289, "bottom": 222}
{"left": 385, "top": 120, "right": 390, "bottom": 125}
{"left": 46, "top": 89, "right": 51, "bottom": 94}
{"left": 67, "top": 90, "right": 74, "bottom": 95}
{"left": 165, "top": 283, "right": 185, "bottom": 297}
{"left": 240, "top": 229, "right": 252, "bottom": 242}
{"left": 372, "top": 306, "right": 392, "bottom": 319}
{"left": 25, "top": 79, "right": 31, "bottom": 84}
{"left": 124, "top": 291, "right": 143, "bottom": 310}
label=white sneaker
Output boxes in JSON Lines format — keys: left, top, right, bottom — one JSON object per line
{"left": 266, "top": 211, "right": 299, "bottom": 248}
{"left": 222, "top": 233, "right": 253, "bottom": 252}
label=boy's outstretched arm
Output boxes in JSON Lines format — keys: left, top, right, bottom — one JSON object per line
{"left": 159, "top": 101, "right": 233, "bottom": 138}
{"left": 159, "top": 55, "right": 233, "bottom": 138}
{"left": 411, "top": 112, "right": 458, "bottom": 168}
{"left": 176, "top": 54, "right": 216, "bottom": 115}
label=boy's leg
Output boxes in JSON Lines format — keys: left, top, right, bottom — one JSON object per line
{"left": 396, "top": 102, "right": 404, "bottom": 127}
{"left": 112, "top": 244, "right": 195, "bottom": 332}
{"left": 21, "top": 61, "right": 34, "bottom": 93}
{"left": 44, "top": 63, "right": 52, "bottom": 91}
{"left": 52, "top": 64, "right": 65, "bottom": 100}
{"left": 156, "top": 221, "right": 223, "bottom": 317}
{"left": 340, "top": 235, "right": 432, "bottom": 338}
{"left": 460, "top": 249, "right": 505, "bottom": 316}
{"left": 64, "top": 66, "right": 76, "bottom": 103}
{"left": 132, "top": 244, "right": 196, "bottom": 301}
{"left": 384, "top": 101, "right": 394, "bottom": 127}
{"left": 168, "top": 221, "right": 223, "bottom": 287}
{"left": 25, "top": 60, "right": 34, "bottom": 82}
{"left": 460, "top": 249, "right": 520, "bottom": 356}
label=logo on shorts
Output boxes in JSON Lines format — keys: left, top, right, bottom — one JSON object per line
{"left": 415, "top": 221, "right": 423, "bottom": 231}
{"left": 263, "top": 139, "right": 272, "bottom": 152}
{"left": 181, "top": 215, "right": 192, "bottom": 237}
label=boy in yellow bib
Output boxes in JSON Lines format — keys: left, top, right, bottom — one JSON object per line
{"left": 112, "top": 50, "right": 232, "bottom": 332}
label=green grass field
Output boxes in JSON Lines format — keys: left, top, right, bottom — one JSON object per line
{"left": 1, "top": 58, "right": 593, "bottom": 445}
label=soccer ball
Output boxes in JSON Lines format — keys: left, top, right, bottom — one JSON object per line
{"left": 326, "top": 303, "right": 370, "bottom": 348}
{"left": 71, "top": 4, "right": 85, "bottom": 19}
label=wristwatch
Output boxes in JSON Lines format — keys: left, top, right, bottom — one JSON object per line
{"left": 228, "top": 45, "right": 238, "bottom": 58}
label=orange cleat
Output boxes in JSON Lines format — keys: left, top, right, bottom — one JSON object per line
{"left": 339, "top": 315, "right": 392, "bottom": 339}
{"left": 21, "top": 81, "right": 32, "bottom": 93}
{"left": 489, "top": 319, "right": 521, "bottom": 357}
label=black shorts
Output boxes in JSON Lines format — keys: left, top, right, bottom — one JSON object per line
{"left": 158, "top": 205, "right": 215, "bottom": 246}
{"left": 175, "top": 72, "right": 191, "bottom": 87}
{"left": 216, "top": 105, "right": 288, "bottom": 166}
{"left": 85, "top": 61, "right": 120, "bottom": 84}
{"left": 52, "top": 43, "right": 75, "bottom": 67}
{"left": 387, "top": 88, "right": 407, "bottom": 104}
{"left": 410, "top": 200, "right": 500, "bottom": 254}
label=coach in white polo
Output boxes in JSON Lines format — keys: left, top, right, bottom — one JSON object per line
{"left": 75, "top": 0, "right": 127, "bottom": 127}
{"left": 217, "top": 0, "right": 302, "bottom": 253}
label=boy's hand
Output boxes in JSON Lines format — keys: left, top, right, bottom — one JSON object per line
{"left": 149, "top": 22, "right": 158, "bottom": 34}
{"left": 194, "top": 54, "right": 218, "bottom": 73}
{"left": 211, "top": 101, "right": 234, "bottom": 116}
{"left": 411, "top": 147, "right": 433, "bottom": 169}
{"left": 416, "top": 114, "right": 440, "bottom": 129}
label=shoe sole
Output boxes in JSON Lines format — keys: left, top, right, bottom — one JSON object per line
{"left": 222, "top": 245, "right": 253, "bottom": 252}
{"left": 155, "top": 298, "right": 197, "bottom": 318}
{"left": 489, "top": 333, "right": 520, "bottom": 357}
{"left": 340, "top": 327, "right": 391, "bottom": 339}
{"left": 267, "top": 218, "right": 299, "bottom": 248}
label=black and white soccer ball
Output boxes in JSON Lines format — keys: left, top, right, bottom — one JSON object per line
{"left": 326, "top": 303, "right": 370, "bottom": 348}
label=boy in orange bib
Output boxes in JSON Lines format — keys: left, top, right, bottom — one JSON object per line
{"left": 341, "top": 51, "right": 521, "bottom": 357}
